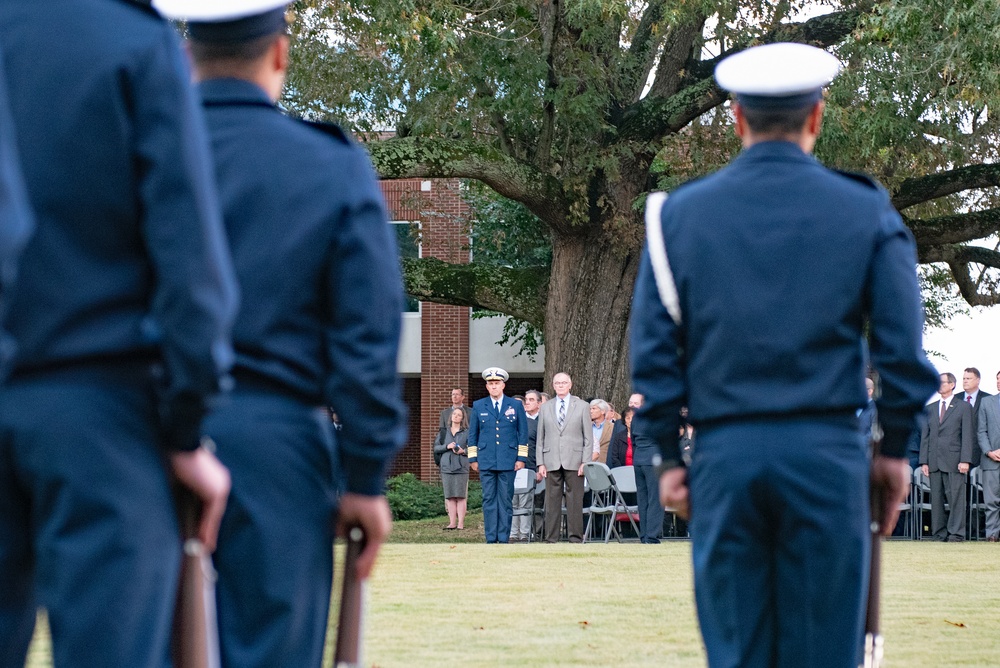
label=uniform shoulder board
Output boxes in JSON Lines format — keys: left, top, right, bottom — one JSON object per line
{"left": 301, "top": 119, "right": 351, "bottom": 146}
{"left": 833, "top": 169, "right": 882, "bottom": 191}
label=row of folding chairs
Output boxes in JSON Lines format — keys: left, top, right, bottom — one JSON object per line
{"left": 512, "top": 463, "right": 644, "bottom": 543}
{"left": 520, "top": 463, "right": 993, "bottom": 543}
{"left": 907, "top": 465, "right": 990, "bottom": 540}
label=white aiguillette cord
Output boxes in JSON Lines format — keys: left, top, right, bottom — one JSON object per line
{"left": 644, "top": 192, "right": 682, "bottom": 326}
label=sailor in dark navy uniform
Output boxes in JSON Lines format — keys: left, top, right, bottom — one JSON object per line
{"left": 468, "top": 367, "right": 529, "bottom": 543}
{"left": 630, "top": 43, "right": 938, "bottom": 668}
{"left": 0, "top": 46, "right": 33, "bottom": 382}
{"left": 0, "top": 1, "right": 238, "bottom": 666}
{"left": 154, "top": 1, "right": 408, "bottom": 665}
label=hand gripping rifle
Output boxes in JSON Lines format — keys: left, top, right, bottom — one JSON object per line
{"left": 171, "top": 487, "right": 221, "bottom": 668}
{"left": 863, "top": 426, "right": 885, "bottom": 668}
{"left": 334, "top": 526, "right": 367, "bottom": 668}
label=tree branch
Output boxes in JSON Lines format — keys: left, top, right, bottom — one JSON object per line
{"left": 536, "top": 0, "right": 560, "bottom": 170}
{"left": 622, "top": 0, "right": 667, "bottom": 102}
{"left": 617, "top": 76, "right": 727, "bottom": 143}
{"left": 919, "top": 244, "right": 1000, "bottom": 306}
{"left": 893, "top": 163, "right": 1000, "bottom": 210}
{"left": 646, "top": 15, "right": 706, "bottom": 101}
{"left": 619, "top": 8, "right": 864, "bottom": 143}
{"left": 368, "top": 136, "right": 569, "bottom": 231}
{"left": 402, "top": 257, "right": 549, "bottom": 327}
{"left": 909, "top": 207, "right": 1000, "bottom": 247}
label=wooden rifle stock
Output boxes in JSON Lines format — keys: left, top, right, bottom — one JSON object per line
{"left": 171, "top": 487, "right": 220, "bottom": 668}
{"left": 334, "top": 526, "right": 367, "bottom": 668}
{"left": 863, "top": 430, "right": 885, "bottom": 668}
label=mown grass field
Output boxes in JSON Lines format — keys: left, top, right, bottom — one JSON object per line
{"left": 26, "top": 512, "right": 1000, "bottom": 667}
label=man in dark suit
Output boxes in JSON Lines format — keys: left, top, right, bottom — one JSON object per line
{"left": 511, "top": 389, "right": 542, "bottom": 541}
{"left": 920, "top": 372, "right": 975, "bottom": 541}
{"left": 955, "top": 367, "right": 990, "bottom": 469}
{"left": 160, "top": 2, "right": 409, "bottom": 664}
{"left": 468, "top": 367, "right": 529, "bottom": 543}
{"left": 0, "top": 2, "right": 238, "bottom": 664}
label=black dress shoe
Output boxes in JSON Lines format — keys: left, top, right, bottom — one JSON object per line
{"left": 946, "top": 535, "right": 965, "bottom": 542}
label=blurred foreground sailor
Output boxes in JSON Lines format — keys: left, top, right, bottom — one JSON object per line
{"left": 0, "top": 47, "right": 33, "bottom": 382}
{"left": 630, "top": 42, "right": 938, "bottom": 668}
{"left": 154, "top": 0, "right": 408, "bottom": 665}
{"left": 0, "top": 1, "right": 238, "bottom": 665}
{"left": 468, "top": 367, "right": 529, "bottom": 543}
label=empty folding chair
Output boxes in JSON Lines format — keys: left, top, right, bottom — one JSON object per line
{"left": 968, "top": 467, "right": 985, "bottom": 540}
{"left": 511, "top": 467, "right": 535, "bottom": 543}
{"left": 582, "top": 462, "right": 619, "bottom": 543}
{"left": 608, "top": 465, "right": 641, "bottom": 540}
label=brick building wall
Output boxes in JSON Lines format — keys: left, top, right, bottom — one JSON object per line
{"left": 381, "top": 178, "right": 472, "bottom": 483}
{"left": 388, "top": 377, "right": 422, "bottom": 478}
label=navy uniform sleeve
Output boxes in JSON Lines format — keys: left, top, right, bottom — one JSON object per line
{"left": 136, "top": 26, "right": 238, "bottom": 450}
{"left": 0, "top": 48, "right": 33, "bottom": 379}
{"left": 467, "top": 402, "right": 480, "bottom": 463}
{"left": 866, "top": 200, "right": 939, "bottom": 457}
{"left": 515, "top": 400, "right": 529, "bottom": 462}
{"left": 629, "top": 247, "right": 686, "bottom": 468}
{"left": 323, "top": 149, "right": 407, "bottom": 496}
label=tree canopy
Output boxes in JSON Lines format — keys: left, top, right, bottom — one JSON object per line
{"left": 285, "top": 0, "right": 1000, "bottom": 402}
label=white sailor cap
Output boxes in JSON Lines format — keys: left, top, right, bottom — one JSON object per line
{"left": 153, "top": 0, "right": 290, "bottom": 43}
{"left": 715, "top": 43, "right": 842, "bottom": 109}
{"left": 481, "top": 367, "right": 509, "bottom": 382}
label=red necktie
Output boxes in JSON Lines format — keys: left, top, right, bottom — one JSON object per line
{"left": 967, "top": 395, "right": 973, "bottom": 403}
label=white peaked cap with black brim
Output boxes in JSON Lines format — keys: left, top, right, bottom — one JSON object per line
{"left": 715, "top": 43, "right": 842, "bottom": 110}
{"left": 153, "top": 0, "right": 290, "bottom": 43}
{"left": 481, "top": 367, "right": 510, "bottom": 382}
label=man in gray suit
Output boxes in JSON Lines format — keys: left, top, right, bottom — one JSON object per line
{"left": 975, "top": 370, "right": 1000, "bottom": 542}
{"left": 920, "top": 372, "right": 975, "bottom": 541}
{"left": 536, "top": 372, "right": 592, "bottom": 543}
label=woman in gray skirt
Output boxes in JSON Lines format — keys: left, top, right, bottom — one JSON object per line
{"left": 435, "top": 407, "right": 470, "bottom": 530}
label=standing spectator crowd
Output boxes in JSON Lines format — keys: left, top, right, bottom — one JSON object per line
{"left": 432, "top": 377, "right": 691, "bottom": 544}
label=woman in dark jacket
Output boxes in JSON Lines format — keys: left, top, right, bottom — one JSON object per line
{"left": 434, "top": 407, "right": 470, "bottom": 529}
{"left": 608, "top": 407, "right": 636, "bottom": 469}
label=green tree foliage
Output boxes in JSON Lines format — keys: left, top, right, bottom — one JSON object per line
{"left": 285, "top": 0, "right": 1000, "bottom": 401}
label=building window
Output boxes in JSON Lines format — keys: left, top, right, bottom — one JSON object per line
{"left": 392, "top": 220, "right": 420, "bottom": 313}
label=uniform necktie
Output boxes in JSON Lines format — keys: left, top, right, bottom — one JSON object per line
{"left": 494, "top": 401, "right": 500, "bottom": 413}
{"left": 558, "top": 399, "right": 566, "bottom": 428}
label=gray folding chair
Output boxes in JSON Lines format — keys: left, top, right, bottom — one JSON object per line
{"left": 891, "top": 464, "right": 913, "bottom": 539}
{"left": 582, "top": 463, "right": 619, "bottom": 543}
{"left": 968, "top": 466, "right": 985, "bottom": 540}
{"left": 608, "top": 465, "right": 641, "bottom": 539}
{"left": 912, "top": 467, "right": 933, "bottom": 539}
{"left": 512, "top": 467, "right": 536, "bottom": 543}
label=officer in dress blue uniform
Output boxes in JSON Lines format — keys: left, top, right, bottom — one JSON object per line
{"left": 0, "top": 46, "right": 33, "bottom": 382}
{"left": 0, "top": 2, "right": 239, "bottom": 666}
{"left": 630, "top": 43, "right": 939, "bottom": 668}
{"left": 153, "top": 1, "right": 408, "bottom": 665}
{"left": 468, "top": 367, "right": 529, "bottom": 543}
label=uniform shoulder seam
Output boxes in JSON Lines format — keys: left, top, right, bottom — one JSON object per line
{"left": 116, "top": 0, "right": 161, "bottom": 19}
{"left": 300, "top": 119, "right": 352, "bottom": 146}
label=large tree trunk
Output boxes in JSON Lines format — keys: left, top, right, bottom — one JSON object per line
{"left": 542, "top": 233, "right": 640, "bottom": 408}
